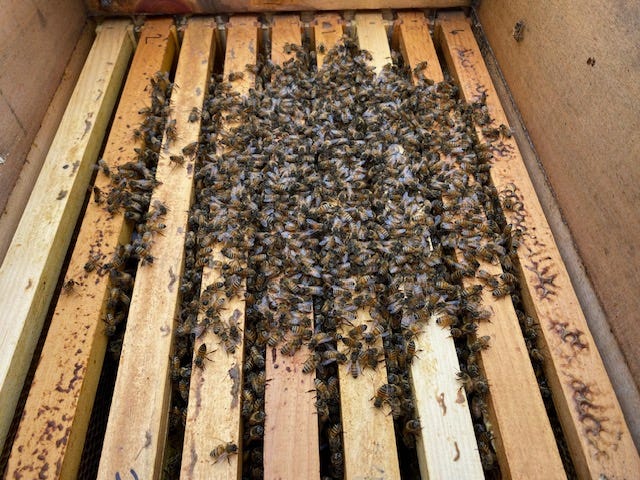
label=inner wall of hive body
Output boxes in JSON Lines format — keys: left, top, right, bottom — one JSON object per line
{"left": 5, "top": 12, "right": 603, "bottom": 480}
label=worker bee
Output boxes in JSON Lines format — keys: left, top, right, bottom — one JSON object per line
{"left": 469, "top": 335, "right": 491, "bottom": 353}
{"left": 330, "top": 451, "right": 344, "bottom": 477}
{"left": 178, "top": 378, "right": 189, "bottom": 401}
{"left": 84, "top": 253, "right": 102, "bottom": 273}
{"left": 373, "top": 383, "right": 399, "bottom": 408}
{"left": 210, "top": 442, "right": 238, "bottom": 463}
{"left": 188, "top": 107, "right": 201, "bottom": 123}
{"left": 62, "top": 278, "right": 76, "bottom": 294}
{"left": 248, "top": 410, "right": 266, "bottom": 426}
{"left": 93, "top": 186, "right": 104, "bottom": 204}
{"left": 327, "top": 423, "right": 342, "bottom": 450}
{"left": 194, "top": 343, "right": 214, "bottom": 369}
{"left": 307, "top": 331, "right": 334, "bottom": 350}
{"left": 348, "top": 324, "right": 367, "bottom": 338}
{"left": 303, "top": 352, "right": 321, "bottom": 374}
{"left": 97, "top": 158, "right": 111, "bottom": 176}
{"left": 182, "top": 141, "right": 198, "bottom": 157}
{"left": 512, "top": 20, "right": 525, "bottom": 42}
{"left": 247, "top": 425, "right": 264, "bottom": 442}
{"left": 492, "top": 285, "right": 512, "bottom": 298}
{"left": 228, "top": 71, "right": 245, "bottom": 82}
{"left": 169, "top": 154, "right": 185, "bottom": 166}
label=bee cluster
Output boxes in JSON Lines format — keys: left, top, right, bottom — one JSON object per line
{"left": 106, "top": 32, "right": 547, "bottom": 479}
{"left": 95, "top": 72, "right": 174, "bottom": 360}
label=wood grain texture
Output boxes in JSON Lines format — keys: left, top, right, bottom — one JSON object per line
{"left": 475, "top": 1, "right": 640, "bottom": 390}
{"left": 354, "top": 13, "right": 392, "bottom": 74}
{"left": 86, "top": 0, "right": 469, "bottom": 15}
{"left": 97, "top": 18, "right": 215, "bottom": 480}
{"left": 180, "top": 16, "right": 256, "bottom": 480}
{"left": 330, "top": 14, "right": 401, "bottom": 480}
{"left": 4, "top": 19, "right": 176, "bottom": 480}
{"left": 0, "top": 0, "right": 87, "bottom": 217}
{"left": 427, "top": 15, "right": 566, "bottom": 480}
{"left": 476, "top": 23, "right": 640, "bottom": 449}
{"left": 314, "top": 13, "right": 344, "bottom": 69}
{"left": 262, "top": 15, "right": 320, "bottom": 480}
{"left": 395, "top": 11, "right": 484, "bottom": 479}
{"left": 0, "top": 19, "right": 133, "bottom": 451}
{"left": 0, "top": 24, "right": 95, "bottom": 265}
{"left": 438, "top": 11, "right": 640, "bottom": 478}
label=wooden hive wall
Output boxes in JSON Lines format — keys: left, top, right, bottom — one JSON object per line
{"left": 0, "top": 0, "right": 89, "bottom": 263}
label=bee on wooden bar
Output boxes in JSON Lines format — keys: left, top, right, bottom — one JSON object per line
{"left": 84, "top": 253, "right": 102, "bottom": 273}
{"left": 194, "top": 343, "right": 214, "bottom": 369}
{"left": 188, "top": 107, "right": 201, "bottom": 123}
{"left": 210, "top": 442, "right": 238, "bottom": 463}
{"left": 182, "top": 141, "right": 198, "bottom": 158}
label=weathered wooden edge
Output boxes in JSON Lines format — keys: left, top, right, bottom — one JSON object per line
{"left": 330, "top": 14, "right": 401, "bottom": 480}
{"left": 0, "top": 23, "right": 96, "bottom": 265}
{"left": 406, "top": 13, "right": 566, "bottom": 478}
{"left": 86, "top": 0, "right": 470, "bottom": 15}
{"left": 4, "top": 19, "right": 177, "bottom": 480}
{"left": 180, "top": 15, "right": 256, "bottom": 480}
{"left": 395, "top": 11, "right": 484, "bottom": 478}
{"left": 437, "top": 11, "right": 640, "bottom": 478}
{"left": 0, "top": 19, "right": 134, "bottom": 451}
{"left": 470, "top": 8, "right": 640, "bottom": 449}
{"left": 262, "top": 14, "right": 320, "bottom": 480}
{"left": 97, "top": 18, "right": 215, "bottom": 480}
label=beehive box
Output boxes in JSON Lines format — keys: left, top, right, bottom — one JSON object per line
{"left": 0, "top": 1, "right": 639, "bottom": 479}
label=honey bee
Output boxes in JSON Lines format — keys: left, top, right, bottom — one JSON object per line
{"left": 307, "top": 331, "right": 335, "bottom": 350}
{"left": 210, "top": 442, "right": 238, "bottom": 463}
{"left": 97, "top": 158, "right": 111, "bottom": 176}
{"left": 248, "top": 410, "right": 266, "bottom": 426}
{"left": 182, "top": 141, "right": 198, "bottom": 157}
{"left": 373, "top": 384, "right": 398, "bottom": 408}
{"left": 178, "top": 378, "right": 189, "bottom": 401}
{"left": 348, "top": 324, "right": 367, "bottom": 338}
{"left": 93, "top": 186, "right": 103, "bottom": 204}
{"left": 328, "top": 423, "right": 342, "bottom": 450}
{"left": 512, "top": 20, "right": 525, "bottom": 42}
{"left": 171, "top": 355, "right": 181, "bottom": 381}
{"left": 436, "top": 313, "right": 457, "bottom": 328}
{"left": 303, "top": 352, "right": 321, "bottom": 374}
{"left": 361, "top": 347, "right": 381, "bottom": 369}
{"left": 164, "top": 119, "right": 178, "bottom": 143}
{"left": 406, "top": 339, "right": 417, "bottom": 364}
{"left": 188, "top": 107, "right": 201, "bottom": 123}
{"left": 228, "top": 71, "right": 245, "bottom": 82}
{"left": 62, "top": 278, "right": 76, "bottom": 294}
{"left": 469, "top": 335, "right": 491, "bottom": 353}
{"left": 320, "top": 348, "right": 347, "bottom": 366}
{"left": 330, "top": 451, "right": 344, "bottom": 477}
{"left": 247, "top": 425, "right": 264, "bottom": 442}
{"left": 194, "top": 343, "right": 214, "bottom": 369}
{"left": 492, "top": 285, "right": 512, "bottom": 298}
{"left": 169, "top": 154, "right": 185, "bottom": 166}
{"left": 84, "top": 253, "right": 101, "bottom": 272}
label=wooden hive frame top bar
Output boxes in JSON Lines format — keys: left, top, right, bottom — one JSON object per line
{"left": 85, "top": 0, "right": 470, "bottom": 15}
{"left": 180, "top": 15, "right": 256, "bottom": 480}
{"left": 98, "top": 17, "right": 216, "bottom": 480}
{"left": 436, "top": 11, "right": 640, "bottom": 478}
{"left": 5, "top": 19, "right": 177, "bottom": 479}
{"left": 263, "top": 14, "right": 321, "bottom": 480}
{"left": 0, "top": 19, "right": 133, "bottom": 452}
